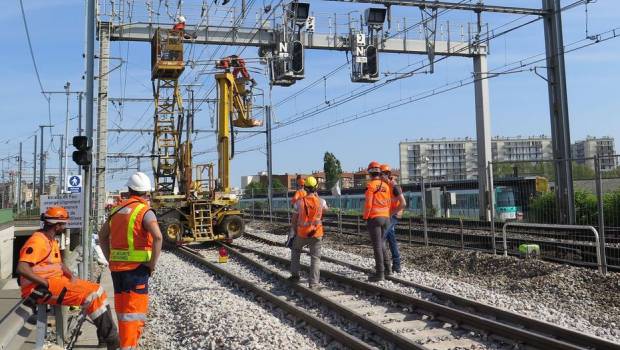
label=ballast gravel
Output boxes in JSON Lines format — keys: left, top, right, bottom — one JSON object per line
{"left": 244, "top": 222, "right": 620, "bottom": 344}
{"left": 140, "top": 251, "right": 326, "bottom": 350}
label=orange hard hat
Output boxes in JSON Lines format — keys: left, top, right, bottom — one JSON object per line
{"left": 42, "top": 206, "right": 69, "bottom": 224}
{"left": 367, "top": 161, "right": 381, "bottom": 172}
{"left": 380, "top": 164, "right": 391, "bottom": 173}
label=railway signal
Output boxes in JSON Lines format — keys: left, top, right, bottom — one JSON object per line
{"left": 72, "top": 136, "right": 92, "bottom": 167}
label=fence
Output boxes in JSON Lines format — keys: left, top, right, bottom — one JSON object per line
{"left": 240, "top": 156, "right": 620, "bottom": 273}
{"left": 490, "top": 155, "right": 620, "bottom": 272}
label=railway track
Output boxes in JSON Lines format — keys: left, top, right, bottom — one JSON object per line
{"left": 235, "top": 231, "right": 620, "bottom": 350}
{"left": 245, "top": 212, "right": 620, "bottom": 270}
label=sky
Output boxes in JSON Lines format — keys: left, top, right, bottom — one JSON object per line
{"left": 0, "top": 0, "right": 619, "bottom": 190}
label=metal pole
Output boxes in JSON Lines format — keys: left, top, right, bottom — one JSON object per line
{"left": 421, "top": 176, "right": 428, "bottom": 246}
{"left": 39, "top": 126, "right": 45, "bottom": 196}
{"left": 488, "top": 161, "right": 497, "bottom": 255}
{"left": 266, "top": 105, "right": 273, "bottom": 223}
{"left": 543, "top": 0, "right": 575, "bottom": 225}
{"left": 59, "top": 135, "right": 64, "bottom": 195}
{"left": 63, "top": 82, "right": 71, "bottom": 194}
{"left": 78, "top": 92, "right": 83, "bottom": 136}
{"left": 33, "top": 135, "right": 37, "bottom": 208}
{"left": 18, "top": 142, "right": 22, "bottom": 214}
{"left": 594, "top": 156, "right": 608, "bottom": 274}
{"left": 82, "top": 0, "right": 96, "bottom": 280}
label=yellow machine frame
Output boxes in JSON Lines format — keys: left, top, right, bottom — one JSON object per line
{"left": 149, "top": 29, "right": 260, "bottom": 244}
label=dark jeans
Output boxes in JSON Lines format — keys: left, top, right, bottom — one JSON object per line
{"left": 384, "top": 215, "right": 401, "bottom": 270}
{"left": 367, "top": 217, "right": 390, "bottom": 274}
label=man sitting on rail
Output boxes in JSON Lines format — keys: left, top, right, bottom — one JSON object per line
{"left": 17, "top": 207, "right": 119, "bottom": 350}
{"left": 288, "top": 176, "right": 328, "bottom": 290}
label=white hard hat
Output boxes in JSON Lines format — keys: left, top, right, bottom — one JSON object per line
{"left": 177, "top": 15, "right": 186, "bottom": 23}
{"left": 127, "top": 172, "right": 152, "bottom": 192}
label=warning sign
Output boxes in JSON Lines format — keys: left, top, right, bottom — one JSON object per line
{"left": 40, "top": 193, "right": 84, "bottom": 229}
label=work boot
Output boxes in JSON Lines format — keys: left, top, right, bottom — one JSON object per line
{"left": 368, "top": 272, "right": 384, "bottom": 282}
{"left": 392, "top": 263, "right": 402, "bottom": 273}
{"left": 385, "top": 264, "right": 393, "bottom": 277}
{"left": 94, "top": 306, "right": 119, "bottom": 350}
{"left": 287, "top": 275, "right": 300, "bottom": 283}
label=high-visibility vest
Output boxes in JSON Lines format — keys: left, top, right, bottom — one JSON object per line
{"left": 109, "top": 197, "right": 153, "bottom": 269}
{"left": 297, "top": 195, "right": 324, "bottom": 238}
{"left": 19, "top": 232, "right": 63, "bottom": 289}
{"left": 363, "top": 179, "right": 391, "bottom": 219}
{"left": 291, "top": 189, "right": 307, "bottom": 206}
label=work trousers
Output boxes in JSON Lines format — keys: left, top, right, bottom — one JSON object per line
{"left": 383, "top": 215, "right": 402, "bottom": 270}
{"left": 367, "top": 217, "right": 390, "bottom": 274}
{"left": 111, "top": 265, "right": 150, "bottom": 350}
{"left": 290, "top": 236, "right": 322, "bottom": 286}
{"left": 27, "top": 276, "right": 118, "bottom": 343}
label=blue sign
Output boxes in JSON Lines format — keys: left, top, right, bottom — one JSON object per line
{"left": 67, "top": 175, "right": 82, "bottom": 193}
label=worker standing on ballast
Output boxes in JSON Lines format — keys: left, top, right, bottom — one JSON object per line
{"left": 17, "top": 207, "right": 119, "bottom": 350}
{"left": 288, "top": 176, "right": 328, "bottom": 290}
{"left": 381, "top": 164, "right": 406, "bottom": 273}
{"left": 99, "top": 172, "right": 163, "bottom": 350}
{"left": 363, "top": 161, "right": 392, "bottom": 282}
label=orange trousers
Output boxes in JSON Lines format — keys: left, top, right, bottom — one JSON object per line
{"left": 23, "top": 276, "right": 109, "bottom": 320}
{"left": 111, "top": 265, "right": 150, "bottom": 350}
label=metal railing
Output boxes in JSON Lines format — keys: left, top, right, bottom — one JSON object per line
{"left": 502, "top": 222, "right": 606, "bottom": 274}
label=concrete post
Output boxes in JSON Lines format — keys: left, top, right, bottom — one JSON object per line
{"left": 95, "top": 23, "right": 110, "bottom": 227}
{"left": 474, "top": 53, "right": 492, "bottom": 221}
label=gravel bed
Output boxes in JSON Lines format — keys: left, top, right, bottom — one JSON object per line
{"left": 230, "top": 247, "right": 499, "bottom": 349}
{"left": 141, "top": 251, "right": 328, "bottom": 350}
{"left": 243, "top": 221, "right": 620, "bottom": 343}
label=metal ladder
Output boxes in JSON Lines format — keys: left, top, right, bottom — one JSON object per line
{"left": 153, "top": 78, "right": 182, "bottom": 195}
{"left": 192, "top": 201, "right": 214, "bottom": 239}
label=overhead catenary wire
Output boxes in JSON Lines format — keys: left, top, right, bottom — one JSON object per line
{"left": 223, "top": 24, "right": 620, "bottom": 157}
{"left": 18, "top": 0, "right": 52, "bottom": 125}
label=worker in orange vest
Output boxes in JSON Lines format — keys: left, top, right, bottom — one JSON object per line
{"left": 288, "top": 176, "right": 328, "bottom": 290}
{"left": 172, "top": 15, "right": 186, "bottom": 31}
{"left": 99, "top": 172, "right": 163, "bottom": 350}
{"left": 363, "top": 161, "right": 392, "bottom": 281}
{"left": 17, "top": 207, "right": 119, "bottom": 349}
{"left": 381, "top": 164, "right": 407, "bottom": 273}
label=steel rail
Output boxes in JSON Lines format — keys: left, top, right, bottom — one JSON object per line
{"left": 245, "top": 212, "right": 620, "bottom": 270}
{"left": 211, "top": 245, "right": 429, "bottom": 349}
{"left": 241, "top": 231, "right": 620, "bottom": 350}
{"left": 174, "top": 246, "right": 375, "bottom": 350}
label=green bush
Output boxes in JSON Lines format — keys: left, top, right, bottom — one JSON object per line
{"left": 528, "top": 189, "right": 600, "bottom": 225}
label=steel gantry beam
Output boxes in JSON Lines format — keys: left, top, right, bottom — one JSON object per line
{"left": 104, "top": 22, "right": 485, "bottom": 57}
{"left": 322, "top": 0, "right": 548, "bottom": 16}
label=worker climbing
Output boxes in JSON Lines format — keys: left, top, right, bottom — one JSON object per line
{"left": 17, "top": 207, "right": 119, "bottom": 350}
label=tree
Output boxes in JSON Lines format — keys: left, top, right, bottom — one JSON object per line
{"left": 244, "top": 182, "right": 265, "bottom": 197}
{"left": 323, "top": 152, "right": 343, "bottom": 190}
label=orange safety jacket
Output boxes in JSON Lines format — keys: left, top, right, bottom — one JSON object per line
{"left": 386, "top": 180, "right": 403, "bottom": 214}
{"left": 363, "top": 178, "right": 391, "bottom": 219}
{"left": 109, "top": 196, "right": 154, "bottom": 272}
{"left": 297, "top": 195, "right": 324, "bottom": 239}
{"left": 291, "top": 188, "right": 307, "bottom": 206}
{"left": 19, "top": 231, "right": 63, "bottom": 295}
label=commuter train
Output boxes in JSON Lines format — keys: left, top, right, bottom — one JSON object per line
{"left": 240, "top": 176, "right": 548, "bottom": 221}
